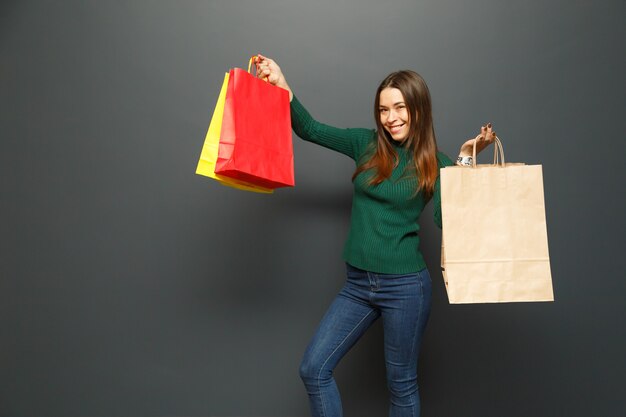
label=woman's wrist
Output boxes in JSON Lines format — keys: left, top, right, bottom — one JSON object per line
{"left": 276, "top": 79, "right": 293, "bottom": 102}
{"left": 284, "top": 85, "right": 293, "bottom": 102}
{"left": 457, "top": 147, "right": 472, "bottom": 166}
{"left": 458, "top": 145, "right": 473, "bottom": 157}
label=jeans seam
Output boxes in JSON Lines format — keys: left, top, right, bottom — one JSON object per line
{"left": 317, "top": 308, "right": 376, "bottom": 417}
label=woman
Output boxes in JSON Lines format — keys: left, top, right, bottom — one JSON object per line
{"left": 255, "top": 54, "right": 495, "bottom": 417}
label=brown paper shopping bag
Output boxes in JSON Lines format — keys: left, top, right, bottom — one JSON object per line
{"left": 440, "top": 137, "right": 553, "bottom": 304}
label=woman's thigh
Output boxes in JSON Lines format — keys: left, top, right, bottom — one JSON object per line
{"left": 300, "top": 279, "right": 381, "bottom": 377}
{"left": 378, "top": 269, "right": 432, "bottom": 377}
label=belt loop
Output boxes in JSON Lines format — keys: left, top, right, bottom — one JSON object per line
{"left": 367, "top": 271, "right": 379, "bottom": 291}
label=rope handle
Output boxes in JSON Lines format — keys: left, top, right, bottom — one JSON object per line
{"left": 247, "top": 55, "right": 269, "bottom": 83}
{"left": 247, "top": 56, "right": 256, "bottom": 73}
{"left": 472, "top": 135, "right": 505, "bottom": 168}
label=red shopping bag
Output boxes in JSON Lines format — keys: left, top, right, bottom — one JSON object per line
{"left": 215, "top": 62, "right": 294, "bottom": 189}
{"left": 195, "top": 72, "right": 273, "bottom": 193}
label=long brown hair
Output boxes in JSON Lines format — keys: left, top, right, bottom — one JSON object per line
{"left": 352, "top": 70, "right": 439, "bottom": 197}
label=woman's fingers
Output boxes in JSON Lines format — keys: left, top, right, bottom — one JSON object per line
{"left": 477, "top": 132, "right": 496, "bottom": 152}
{"left": 255, "top": 54, "right": 269, "bottom": 75}
{"left": 480, "top": 123, "right": 493, "bottom": 136}
{"left": 479, "top": 122, "right": 497, "bottom": 144}
{"left": 255, "top": 61, "right": 272, "bottom": 80}
{"left": 475, "top": 133, "right": 488, "bottom": 151}
{"left": 256, "top": 54, "right": 271, "bottom": 66}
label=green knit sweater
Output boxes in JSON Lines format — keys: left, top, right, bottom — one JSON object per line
{"left": 291, "top": 96, "right": 453, "bottom": 274}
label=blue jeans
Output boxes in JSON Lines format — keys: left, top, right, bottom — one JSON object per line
{"left": 299, "top": 263, "right": 432, "bottom": 417}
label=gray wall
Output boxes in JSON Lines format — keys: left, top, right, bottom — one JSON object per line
{"left": 1, "top": 0, "right": 624, "bottom": 416}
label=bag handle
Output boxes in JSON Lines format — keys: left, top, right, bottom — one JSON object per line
{"left": 247, "top": 56, "right": 257, "bottom": 73}
{"left": 247, "top": 55, "right": 269, "bottom": 83}
{"left": 472, "top": 135, "right": 505, "bottom": 168}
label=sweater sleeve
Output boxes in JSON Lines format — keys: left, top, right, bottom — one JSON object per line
{"left": 433, "top": 151, "right": 454, "bottom": 229}
{"left": 290, "top": 95, "right": 374, "bottom": 160}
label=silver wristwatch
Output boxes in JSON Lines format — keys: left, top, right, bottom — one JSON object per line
{"left": 456, "top": 155, "right": 473, "bottom": 166}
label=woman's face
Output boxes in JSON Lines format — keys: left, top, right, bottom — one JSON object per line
{"left": 379, "top": 87, "right": 412, "bottom": 142}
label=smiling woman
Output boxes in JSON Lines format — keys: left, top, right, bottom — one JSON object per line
{"left": 254, "top": 54, "right": 496, "bottom": 417}
{"left": 379, "top": 88, "right": 410, "bottom": 141}
{"left": 358, "top": 70, "right": 442, "bottom": 197}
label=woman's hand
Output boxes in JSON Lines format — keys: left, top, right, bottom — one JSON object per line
{"left": 459, "top": 123, "right": 497, "bottom": 157}
{"left": 254, "top": 54, "right": 293, "bottom": 101}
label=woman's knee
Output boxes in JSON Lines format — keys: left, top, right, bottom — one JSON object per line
{"left": 387, "top": 376, "right": 418, "bottom": 402}
{"left": 299, "top": 355, "right": 318, "bottom": 381}
{"left": 299, "top": 353, "right": 330, "bottom": 383}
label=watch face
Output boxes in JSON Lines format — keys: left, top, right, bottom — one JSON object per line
{"left": 457, "top": 156, "right": 473, "bottom": 166}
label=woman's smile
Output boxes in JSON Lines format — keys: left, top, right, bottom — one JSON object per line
{"left": 379, "top": 87, "right": 412, "bottom": 142}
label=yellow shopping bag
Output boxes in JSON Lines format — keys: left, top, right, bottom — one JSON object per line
{"left": 196, "top": 72, "right": 273, "bottom": 193}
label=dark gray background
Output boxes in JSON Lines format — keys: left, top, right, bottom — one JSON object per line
{"left": 1, "top": 0, "right": 624, "bottom": 416}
